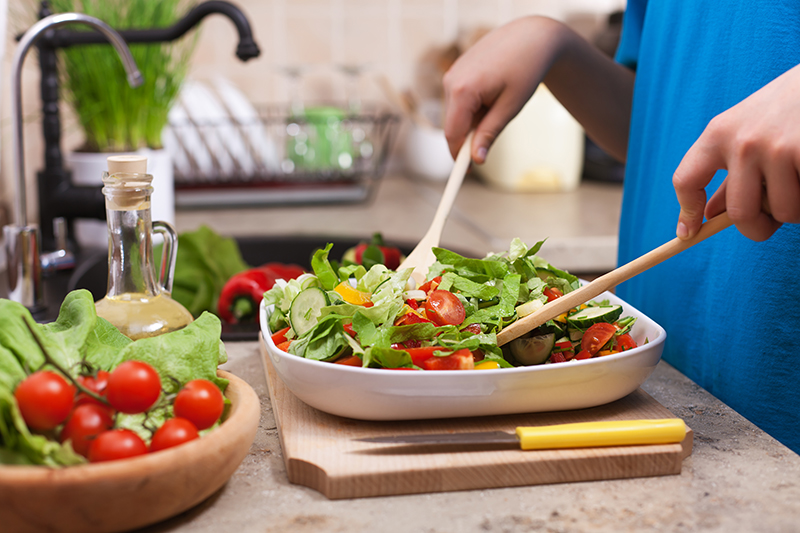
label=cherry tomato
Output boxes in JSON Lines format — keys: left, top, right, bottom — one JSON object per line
{"left": 394, "top": 310, "right": 433, "bottom": 326}
{"left": 581, "top": 323, "right": 618, "bottom": 355}
{"left": 88, "top": 429, "right": 148, "bottom": 463}
{"left": 403, "top": 346, "right": 450, "bottom": 367}
{"left": 424, "top": 290, "right": 466, "bottom": 326}
{"left": 75, "top": 370, "right": 111, "bottom": 409}
{"left": 60, "top": 403, "right": 114, "bottom": 457}
{"left": 150, "top": 418, "right": 200, "bottom": 453}
{"left": 334, "top": 355, "right": 363, "bottom": 367}
{"left": 461, "top": 323, "right": 482, "bottom": 335}
{"left": 14, "top": 371, "right": 76, "bottom": 431}
{"left": 418, "top": 276, "right": 442, "bottom": 294}
{"left": 419, "top": 348, "right": 475, "bottom": 370}
{"left": 173, "top": 379, "right": 225, "bottom": 430}
{"left": 574, "top": 349, "right": 593, "bottom": 360}
{"left": 615, "top": 333, "right": 638, "bottom": 352}
{"left": 543, "top": 287, "right": 564, "bottom": 302}
{"left": 106, "top": 361, "right": 161, "bottom": 414}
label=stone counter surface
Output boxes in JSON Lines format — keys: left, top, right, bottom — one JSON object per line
{"left": 140, "top": 341, "right": 800, "bottom": 533}
{"left": 175, "top": 174, "right": 624, "bottom": 274}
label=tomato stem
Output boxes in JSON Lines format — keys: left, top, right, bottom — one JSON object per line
{"left": 21, "top": 315, "right": 110, "bottom": 406}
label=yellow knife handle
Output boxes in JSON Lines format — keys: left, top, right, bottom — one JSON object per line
{"left": 515, "top": 418, "right": 687, "bottom": 450}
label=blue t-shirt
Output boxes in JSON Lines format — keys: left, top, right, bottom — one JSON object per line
{"left": 616, "top": 0, "right": 800, "bottom": 453}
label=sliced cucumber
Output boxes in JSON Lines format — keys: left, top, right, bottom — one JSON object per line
{"left": 290, "top": 287, "right": 330, "bottom": 337}
{"left": 509, "top": 332, "right": 555, "bottom": 366}
{"left": 567, "top": 305, "right": 622, "bottom": 329}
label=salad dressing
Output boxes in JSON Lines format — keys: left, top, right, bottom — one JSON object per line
{"left": 95, "top": 155, "right": 192, "bottom": 340}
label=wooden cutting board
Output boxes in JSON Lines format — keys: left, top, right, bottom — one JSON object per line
{"left": 260, "top": 341, "right": 692, "bottom": 500}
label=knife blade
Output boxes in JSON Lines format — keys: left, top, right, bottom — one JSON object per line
{"left": 356, "top": 418, "right": 687, "bottom": 450}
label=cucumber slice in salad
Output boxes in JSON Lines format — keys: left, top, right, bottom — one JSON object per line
{"left": 508, "top": 332, "right": 555, "bottom": 366}
{"left": 567, "top": 305, "right": 622, "bottom": 329}
{"left": 290, "top": 287, "right": 330, "bottom": 337}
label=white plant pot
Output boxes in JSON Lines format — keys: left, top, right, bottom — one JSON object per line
{"left": 66, "top": 148, "right": 175, "bottom": 248}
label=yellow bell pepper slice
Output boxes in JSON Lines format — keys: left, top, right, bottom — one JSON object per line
{"left": 334, "top": 281, "right": 372, "bottom": 306}
{"left": 474, "top": 360, "right": 501, "bottom": 370}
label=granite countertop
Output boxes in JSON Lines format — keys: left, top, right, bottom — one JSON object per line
{"left": 142, "top": 175, "right": 800, "bottom": 532}
{"left": 141, "top": 341, "right": 800, "bottom": 533}
{"left": 175, "top": 173, "right": 624, "bottom": 274}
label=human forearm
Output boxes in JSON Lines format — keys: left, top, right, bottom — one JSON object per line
{"left": 442, "top": 16, "right": 634, "bottom": 163}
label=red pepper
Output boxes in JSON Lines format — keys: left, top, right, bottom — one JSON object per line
{"left": 353, "top": 233, "right": 403, "bottom": 270}
{"left": 271, "top": 326, "right": 291, "bottom": 345}
{"left": 258, "top": 262, "right": 306, "bottom": 281}
{"left": 218, "top": 268, "right": 276, "bottom": 324}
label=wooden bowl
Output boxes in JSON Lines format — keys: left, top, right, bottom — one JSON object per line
{"left": 0, "top": 370, "right": 260, "bottom": 533}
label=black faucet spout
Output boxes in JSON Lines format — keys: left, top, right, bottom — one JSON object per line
{"left": 47, "top": 0, "right": 261, "bottom": 61}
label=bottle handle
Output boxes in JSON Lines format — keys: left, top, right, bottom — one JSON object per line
{"left": 153, "top": 220, "right": 178, "bottom": 294}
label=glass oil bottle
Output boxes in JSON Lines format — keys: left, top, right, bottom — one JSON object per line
{"left": 94, "top": 155, "right": 193, "bottom": 340}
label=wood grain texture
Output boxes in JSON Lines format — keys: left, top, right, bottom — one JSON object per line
{"left": 397, "top": 130, "right": 474, "bottom": 285}
{"left": 261, "top": 344, "right": 692, "bottom": 500}
{"left": 0, "top": 371, "right": 260, "bottom": 533}
{"left": 497, "top": 212, "right": 732, "bottom": 345}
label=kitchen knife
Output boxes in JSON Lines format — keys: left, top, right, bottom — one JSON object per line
{"left": 356, "top": 418, "right": 687, "bottom": 450}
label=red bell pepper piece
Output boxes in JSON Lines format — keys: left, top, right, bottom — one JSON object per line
{"left": 217, "top": 268, "right": 276, "bottom": 324}
{"left": 271, "top": 326, "right": 291, "bottom": 345}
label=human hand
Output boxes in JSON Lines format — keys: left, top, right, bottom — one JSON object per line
{"left": 442, "top": 16, "right": 565, "bottom": 164}
{"left": 673, "top": 64, "right": 800, "bottom": 241}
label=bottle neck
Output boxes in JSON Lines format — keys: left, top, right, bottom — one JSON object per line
{"left": 105, "top": 201, "right": 160, "bottom": 298}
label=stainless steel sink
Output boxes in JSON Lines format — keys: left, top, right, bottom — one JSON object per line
{"left": 63, "top": 235, "right": 419, "bottom": 341}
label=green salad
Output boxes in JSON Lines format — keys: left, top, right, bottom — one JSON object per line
{"left": 0, "top": 290, "right": 227, "bottom": 466}
{"left": 264, "top": 238, "right": 639, "bottom": 371}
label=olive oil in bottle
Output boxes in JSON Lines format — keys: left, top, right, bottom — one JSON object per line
{"left": 94, "top": 155, "right": 193, "bottom": 340}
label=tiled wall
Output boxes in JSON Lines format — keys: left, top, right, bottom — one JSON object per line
{"left": 189, "top": 0, "right": 625, "bottom": 106}
{"left": 0, "top": 0, "right": 625, "bottom": 225}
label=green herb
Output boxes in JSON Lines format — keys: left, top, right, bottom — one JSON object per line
{"left": 311, "top": 243, "right": 340, "bottom": 291}
{"left": 48, "top": 0, "right": 197, "bottom": 152}
{"left": 157, "top": 225, "right": 250, "bottom": 317}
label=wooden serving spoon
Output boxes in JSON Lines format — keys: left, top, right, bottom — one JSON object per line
{"left": 496, "top": 212, "right": 733, "bottom": 346}
{"left": 398, "top": 130, "right": 474, "bottom": 285}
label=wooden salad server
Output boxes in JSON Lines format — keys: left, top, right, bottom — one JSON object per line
{"left": 398, "top": 130, "right": 474, "bottom": 285}
{"left": 496, "top": 212, "right": 734, "bottom": 346}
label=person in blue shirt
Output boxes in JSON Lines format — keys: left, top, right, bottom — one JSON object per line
{"left": 442, "top": 1, "right": 800, "bottom": 454}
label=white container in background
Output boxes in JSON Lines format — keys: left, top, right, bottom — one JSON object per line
{"left": 66, "top": 148, "right": 175, "bottom": 248}
{"left": 474, "top": 85, "right": 585, "bottom": 192}
{"left": 402, "top": 124, "right": 454, "bottom": 182}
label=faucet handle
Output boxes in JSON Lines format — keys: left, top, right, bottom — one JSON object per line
{"left": 41, "top": 217, "right": 76, "bottom": 275}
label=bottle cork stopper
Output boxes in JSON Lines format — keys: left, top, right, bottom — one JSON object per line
{"left": 107, "top": 155, "right": 147, "bottom": 174}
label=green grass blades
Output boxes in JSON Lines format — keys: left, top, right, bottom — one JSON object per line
{"left": 48, "top": 0, "right": 197, "bottom": 152}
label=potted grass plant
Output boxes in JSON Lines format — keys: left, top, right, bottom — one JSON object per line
{"left": 46, "top": 0, "right": 197, "bottom": 246}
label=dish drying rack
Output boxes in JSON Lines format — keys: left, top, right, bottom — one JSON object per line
{"left": 166, "top": 103, "right": 399, "bottom": 208}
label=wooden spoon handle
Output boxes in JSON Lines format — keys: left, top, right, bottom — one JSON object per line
{"left": 398, "top": 131, "right": 474, "bottom": 281}
{"left": 420, "top": 130, "right": 474, "bottom": 244}
{"left": 496, "top": 212, "right": 732, "bottom": 346}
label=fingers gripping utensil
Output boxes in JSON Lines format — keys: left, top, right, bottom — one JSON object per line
{"left": 398, "top": 131, "right": 474, "bottom": 285}
{"left": 496, "top": 212, "right": 733, "bottom": 346}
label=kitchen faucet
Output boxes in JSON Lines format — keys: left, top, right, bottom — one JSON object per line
{"left": 32, "top": 0, "right": 261, "bottom": 251}
{"left": 4, "top": 13, "right": 143, "bottom": 312}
